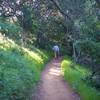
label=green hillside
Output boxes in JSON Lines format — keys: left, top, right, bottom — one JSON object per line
{"left": 0, "top": 34, "right": 49, "bottom": 100}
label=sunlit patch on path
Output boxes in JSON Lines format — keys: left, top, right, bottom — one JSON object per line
{"left": 49, "top": 67, "right": 61, "bottom": 76}
{"left": 32, "top": 58, "right": 80, "bottom": 100}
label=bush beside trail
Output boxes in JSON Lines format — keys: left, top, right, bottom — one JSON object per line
{"left": 61, "top": 57, "right": 100, "bottom": 100}
{"left": 0, "top": 34, "right": 50, "bottom": 100}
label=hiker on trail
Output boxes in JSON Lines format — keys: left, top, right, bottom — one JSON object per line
{"left": 52, "top": 45, "right": 60, "bottom": 59}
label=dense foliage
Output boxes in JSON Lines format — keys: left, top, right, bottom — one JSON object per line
{"left": 61, "top": 57, "right": 100, "bottom": 100}
{"left": 0, "top": 34, "right": 49, "bottom": 99}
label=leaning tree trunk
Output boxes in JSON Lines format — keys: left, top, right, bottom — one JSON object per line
{"left": 72, "top": 40, "right": 81, "bottom": 67}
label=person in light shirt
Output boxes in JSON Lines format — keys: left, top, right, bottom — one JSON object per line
{"left": 52, "top": 45, "right": 60, "bottom": 59}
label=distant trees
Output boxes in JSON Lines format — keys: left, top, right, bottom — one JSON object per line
{"left": 33, "top": 0, "right": 100, "bottom": 87}
{"left": 0, "top": 0, "right": 38, "bottom": 46}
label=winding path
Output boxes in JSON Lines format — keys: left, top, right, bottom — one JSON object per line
{"left": 32, "top": 58, "right": 80, "bottom": 100}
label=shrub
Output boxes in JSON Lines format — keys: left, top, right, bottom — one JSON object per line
{"left": 0, "top": 35, "right": 49, "bottom": 100}
{"left": 61, "top": 57, "right": 100, "bottom": 100}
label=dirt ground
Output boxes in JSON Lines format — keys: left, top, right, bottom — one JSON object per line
{"left": 32, "top": 58, "right": 80, "bottom": 100}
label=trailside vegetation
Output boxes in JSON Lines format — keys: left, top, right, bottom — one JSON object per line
{"left": 0, "top": 34, "right": 49, "bottom": 100}
{"left": 61, "top": 57, "right": 100, "bottom": 100}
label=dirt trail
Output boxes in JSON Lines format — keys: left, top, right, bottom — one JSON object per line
{"left": 32, "top": 58, "right": 80, "bottom": 100}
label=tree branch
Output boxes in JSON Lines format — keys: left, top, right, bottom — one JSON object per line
{"left": 50, "top": 0, "right": 72, "bottom": 21}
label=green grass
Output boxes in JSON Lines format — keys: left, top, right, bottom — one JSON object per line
{"left": 61, "top": 56, "right": 100, "bottom": 100}
{"left": 0, "top": 34, "right": 50, "bottom": 100}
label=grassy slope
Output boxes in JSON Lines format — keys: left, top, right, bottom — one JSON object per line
{"left": 61, "top": 56, "right": 100, "bottom": 100}
{"left": 0, "top": 34, "right": 50, "bottom": 100}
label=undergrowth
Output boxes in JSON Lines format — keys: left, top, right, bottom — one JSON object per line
{"left": 0, "top": 34, "right": 50, "bottom": 100}
{"left": 61, "top": 56, "right": 100, "bottom": 100}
